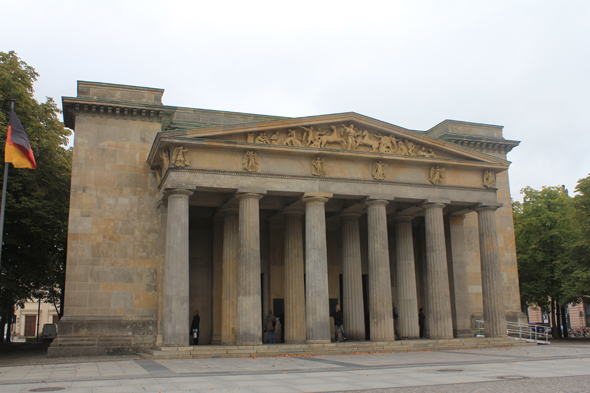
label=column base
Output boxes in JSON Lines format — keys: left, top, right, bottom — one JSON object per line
{"left": 306, "top": 339, "right": 331, "bottom": 344}
{"left": 237, "top": 341, "right": 262, "bottom": 346}
{"left": 285, "top": 339, "right": 306, "bottom": 344}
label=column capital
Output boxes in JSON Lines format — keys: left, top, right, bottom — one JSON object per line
{"left": 164, "top": 188, "right": 193, "bottom": 198}
{"left": 218, "top": 206, "right": 239, "bottom": 216}
{"left": 156, "top": 199, "right": 167, "bottom": 210}
{"left": 422, "top": 202, "right": 446, "bottom": 210}
{"left": 302, "top": 196, "right": 329, "bottom": 205}
{"left": 365, "top": 199, "right": 388, "bottom": 207}
{"left": 340, "top": 212, "right": 362, "bottom": 219}
{"left": 236, "top": 192, "right": 264, "bottom": 201}
{"left": 475, "top": 203, "right": 503, "bottom": 213}
{"left": 282, "top": 207, "right": 305, "bottom": 216}
{"left": 393, "top": 214, "right": 414, "bottom": 223}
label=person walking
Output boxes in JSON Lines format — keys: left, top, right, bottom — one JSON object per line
{"left": 334, "top": 305, "right": 346, "bottom": 342}
{"left": 191, "top": 310, "right": 200, "bottom": 345}
{"left": 418, "top": 308, "right": 426, "bottom": 339}
{"left": 393, "top": 304, "right": 400, "bottom": 340}
{"left": 265, "top": 310, "right": 277, "bottom": 344}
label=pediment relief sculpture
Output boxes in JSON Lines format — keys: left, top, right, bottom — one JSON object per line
{"left": 253, "top": 124, "right": 439, "bottom": 158}
{"left": 243, "top": 151, "right": 260, "bottom": 172}
{"left": 429, "top": 166, "right": 446, "bottom": 185}
{"left": 483, "top": 169, "right": 496, "bottom": 188}
{"left": 372, "top": 161, "right": 387, "bottom": 180}
{"left": 310, "top": 157, "right": 327, "bottom": 177}
{"left": 171, "top": 146, "right": 190, "bottom": 168}
{"left": 160, "top": 150, "right": 170, "bottom": 173}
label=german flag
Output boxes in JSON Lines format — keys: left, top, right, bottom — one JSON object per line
{"left": 5, "top": 108, "right": 36, "bottom": 169}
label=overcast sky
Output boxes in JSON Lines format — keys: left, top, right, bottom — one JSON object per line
{"left": 3, "top": 1, "right": 589, "bottom": 200}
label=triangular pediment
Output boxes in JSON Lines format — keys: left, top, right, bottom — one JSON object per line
{"left": 150, "top": 112, "right": 509, "bottom": 167}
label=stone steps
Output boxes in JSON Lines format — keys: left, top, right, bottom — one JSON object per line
{"left": 138, "top": 337, "right": 535, "bottom": 359}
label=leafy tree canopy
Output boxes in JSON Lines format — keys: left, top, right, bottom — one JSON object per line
{"left": 513, "top": 185, "right": 578, "bottom": 310}
{"left": 0, "top": 51, "right": 72, "bottom": 313}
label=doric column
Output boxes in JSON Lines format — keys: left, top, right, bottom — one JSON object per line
{"left": 163, "top": 189, "right": 193, "bottom": 345}
{"left": 423, "top": 203, "right": 454, "bottom": 339}
{"left": 211, "top": 216, "right": 223, "bottom": 344}
{"left": 394, "top": 215, "right": 419, "bottom": 339}
{"left": 365, "top": 199, "right": 395, "bottom": 341}
{"left": 476, "top": 206, "right": 506, "bottom": 337}
{"left": 283, "top": 209, "right": 306, "bottom": 343}
{"left": 446, "top": 215, "right": 472, "bottom": 337}
{"left": 341, "top": 213, "right": 366, "bottom": 341}
{"left": 236, "top": 193, "right": 264, "bottom": 345}
{"left": 156, "top": 201, "right": 167, "bottom": 340}
{"left": 221, "top": 207, "right": 239, "bottom": 345}
{"left": 303, "top": 195, "right": 331, "bottom": 343}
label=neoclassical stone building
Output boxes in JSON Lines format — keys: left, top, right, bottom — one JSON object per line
{"left": 49, "top": 81, "right": 522, "bottom": 356}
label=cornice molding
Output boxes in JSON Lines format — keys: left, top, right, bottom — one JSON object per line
{"left": 438, "top": 133, "right": 520, "bottom": 154}
{"left": 62, "top": 97, "right": 176, "bottom": 130}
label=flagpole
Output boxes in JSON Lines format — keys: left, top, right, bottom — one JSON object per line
{"left": 0, "top": 99, "right": 14, "bottom": 271}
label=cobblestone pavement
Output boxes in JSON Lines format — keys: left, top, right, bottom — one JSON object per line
{"left": 0, "top": 344, "right": 589, "bottom": 392}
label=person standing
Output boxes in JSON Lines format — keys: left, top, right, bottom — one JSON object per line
{"left": 393, "top": 304, "right": 400, "bottom": 340}
{"left": 278, "top": 311, "right": 285, "bottom": 343}
{"left": 334, "top": 305, "right": 346, "bottom": 342}
{"left": 265, "top": 310, "right": 277, "bottom": 344}
{"left": 418, "top": 308, "right": 426, "bottom": 339}
{"left": 191, "top": 310, "right": 200, "bottom": 345}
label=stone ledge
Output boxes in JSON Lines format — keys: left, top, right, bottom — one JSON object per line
{"left": 138, "top": 337, "right": 536, "bottom": 360}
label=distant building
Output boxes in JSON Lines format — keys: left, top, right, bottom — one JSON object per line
{"left": 49, "top": 81, "right": 522, "bottom": 356}
{"left": 12, "top": 301, "right": 59, "bottom": 339}
{"left": 528, "top": 302, "right": 590, "bottom": 329}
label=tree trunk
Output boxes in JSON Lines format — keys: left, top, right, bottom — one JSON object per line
{"left": 561, "top": 304, "right": 569, "bottom": 338}
{"left": 0, "top": 314, "right": 5, "bottom": 343}
{"left": 555, "top": 301, "right": 563, "bottom": 339}
{"left": 551, "top": 299, "right": 559, "bottom": 339}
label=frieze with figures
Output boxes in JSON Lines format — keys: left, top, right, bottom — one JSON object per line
{"left": 253, "top": 124, "right": 438, "bottom": 158}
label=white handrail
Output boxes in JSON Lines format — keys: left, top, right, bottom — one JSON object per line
{"left": 475, "top": 319, "right": 550, "bottom": 344}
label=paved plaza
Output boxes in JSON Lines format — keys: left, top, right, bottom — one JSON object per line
{"left": 1, "top": 343, "right": 589, "bottom": 392}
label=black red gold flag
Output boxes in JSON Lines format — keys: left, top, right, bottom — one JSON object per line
{"left": 5, "top": 108, "right": 36, "bottom": 169}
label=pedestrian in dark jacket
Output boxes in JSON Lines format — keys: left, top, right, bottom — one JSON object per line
{"left": 418, "top": 308, "right": 426, "bottom": 339}
{"left": 334, "top": 305, "right": 346, "bottom": 342}
{"left": 191, "top": 310, "right": 200, "bottom": 345}
{"left": 393, "top": 304, "right": 400, "bottom": 340}
{"left": 265, "top": 310, "right": 277, "bottom": 343}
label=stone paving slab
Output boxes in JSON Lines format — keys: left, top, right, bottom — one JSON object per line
{"left": 0, "top": 344, "right": 589, "bottom": 392}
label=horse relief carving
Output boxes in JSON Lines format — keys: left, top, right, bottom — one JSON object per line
{"left": 253, "top": 124, "right": 438, "bottom": 158}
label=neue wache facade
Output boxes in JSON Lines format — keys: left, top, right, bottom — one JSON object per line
{"left": 49, "top": 81, "right": 522, "bottom": 356}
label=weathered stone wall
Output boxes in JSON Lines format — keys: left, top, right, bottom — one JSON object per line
{"left": 50, "top": 114, "right": 161, "bottom": 356}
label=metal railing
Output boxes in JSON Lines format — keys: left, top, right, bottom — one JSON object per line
{"left": 475, "top": 320, "right": 550, "bottom": 344}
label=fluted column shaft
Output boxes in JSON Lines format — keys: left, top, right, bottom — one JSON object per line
{"left": 423, "top": 203, "right": 454, "bottom": 339}
{"left": 476, "top": 206, "right": 506, "bottom": 337}
{"left": 284, "top": 211, "right": 306, "bottom": 343}
{"left": 237, "top": 193, "right": 264, "bottom": 345}
{"left": 366, "top": 200, "right": 395, "bottom": 341}
{"left": 394, "top": 215, "right": 420, "bottom": 339}
{"left": 341, "top": 213, "right": 366, "bottom": 341}
{"left": 303, "top": 196, "right": 331, "bottom": 343}
{"left": 211, "top": 217, "right": 223, "bottom": 344}
{"left": 163, "top": 189, "right": 193, "bottom": 345}
{"left": 221, "top": 208, "right": 239, "bottom": 345}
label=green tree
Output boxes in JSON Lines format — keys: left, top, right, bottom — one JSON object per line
{"left": 0, "top": 51, "right": 72, "bottom": 341}
{"left": 561, "top": 175, "right": 590, "bottom": 303}
{"left": 513, "top": 185, "right": 578, "bottom": 337}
